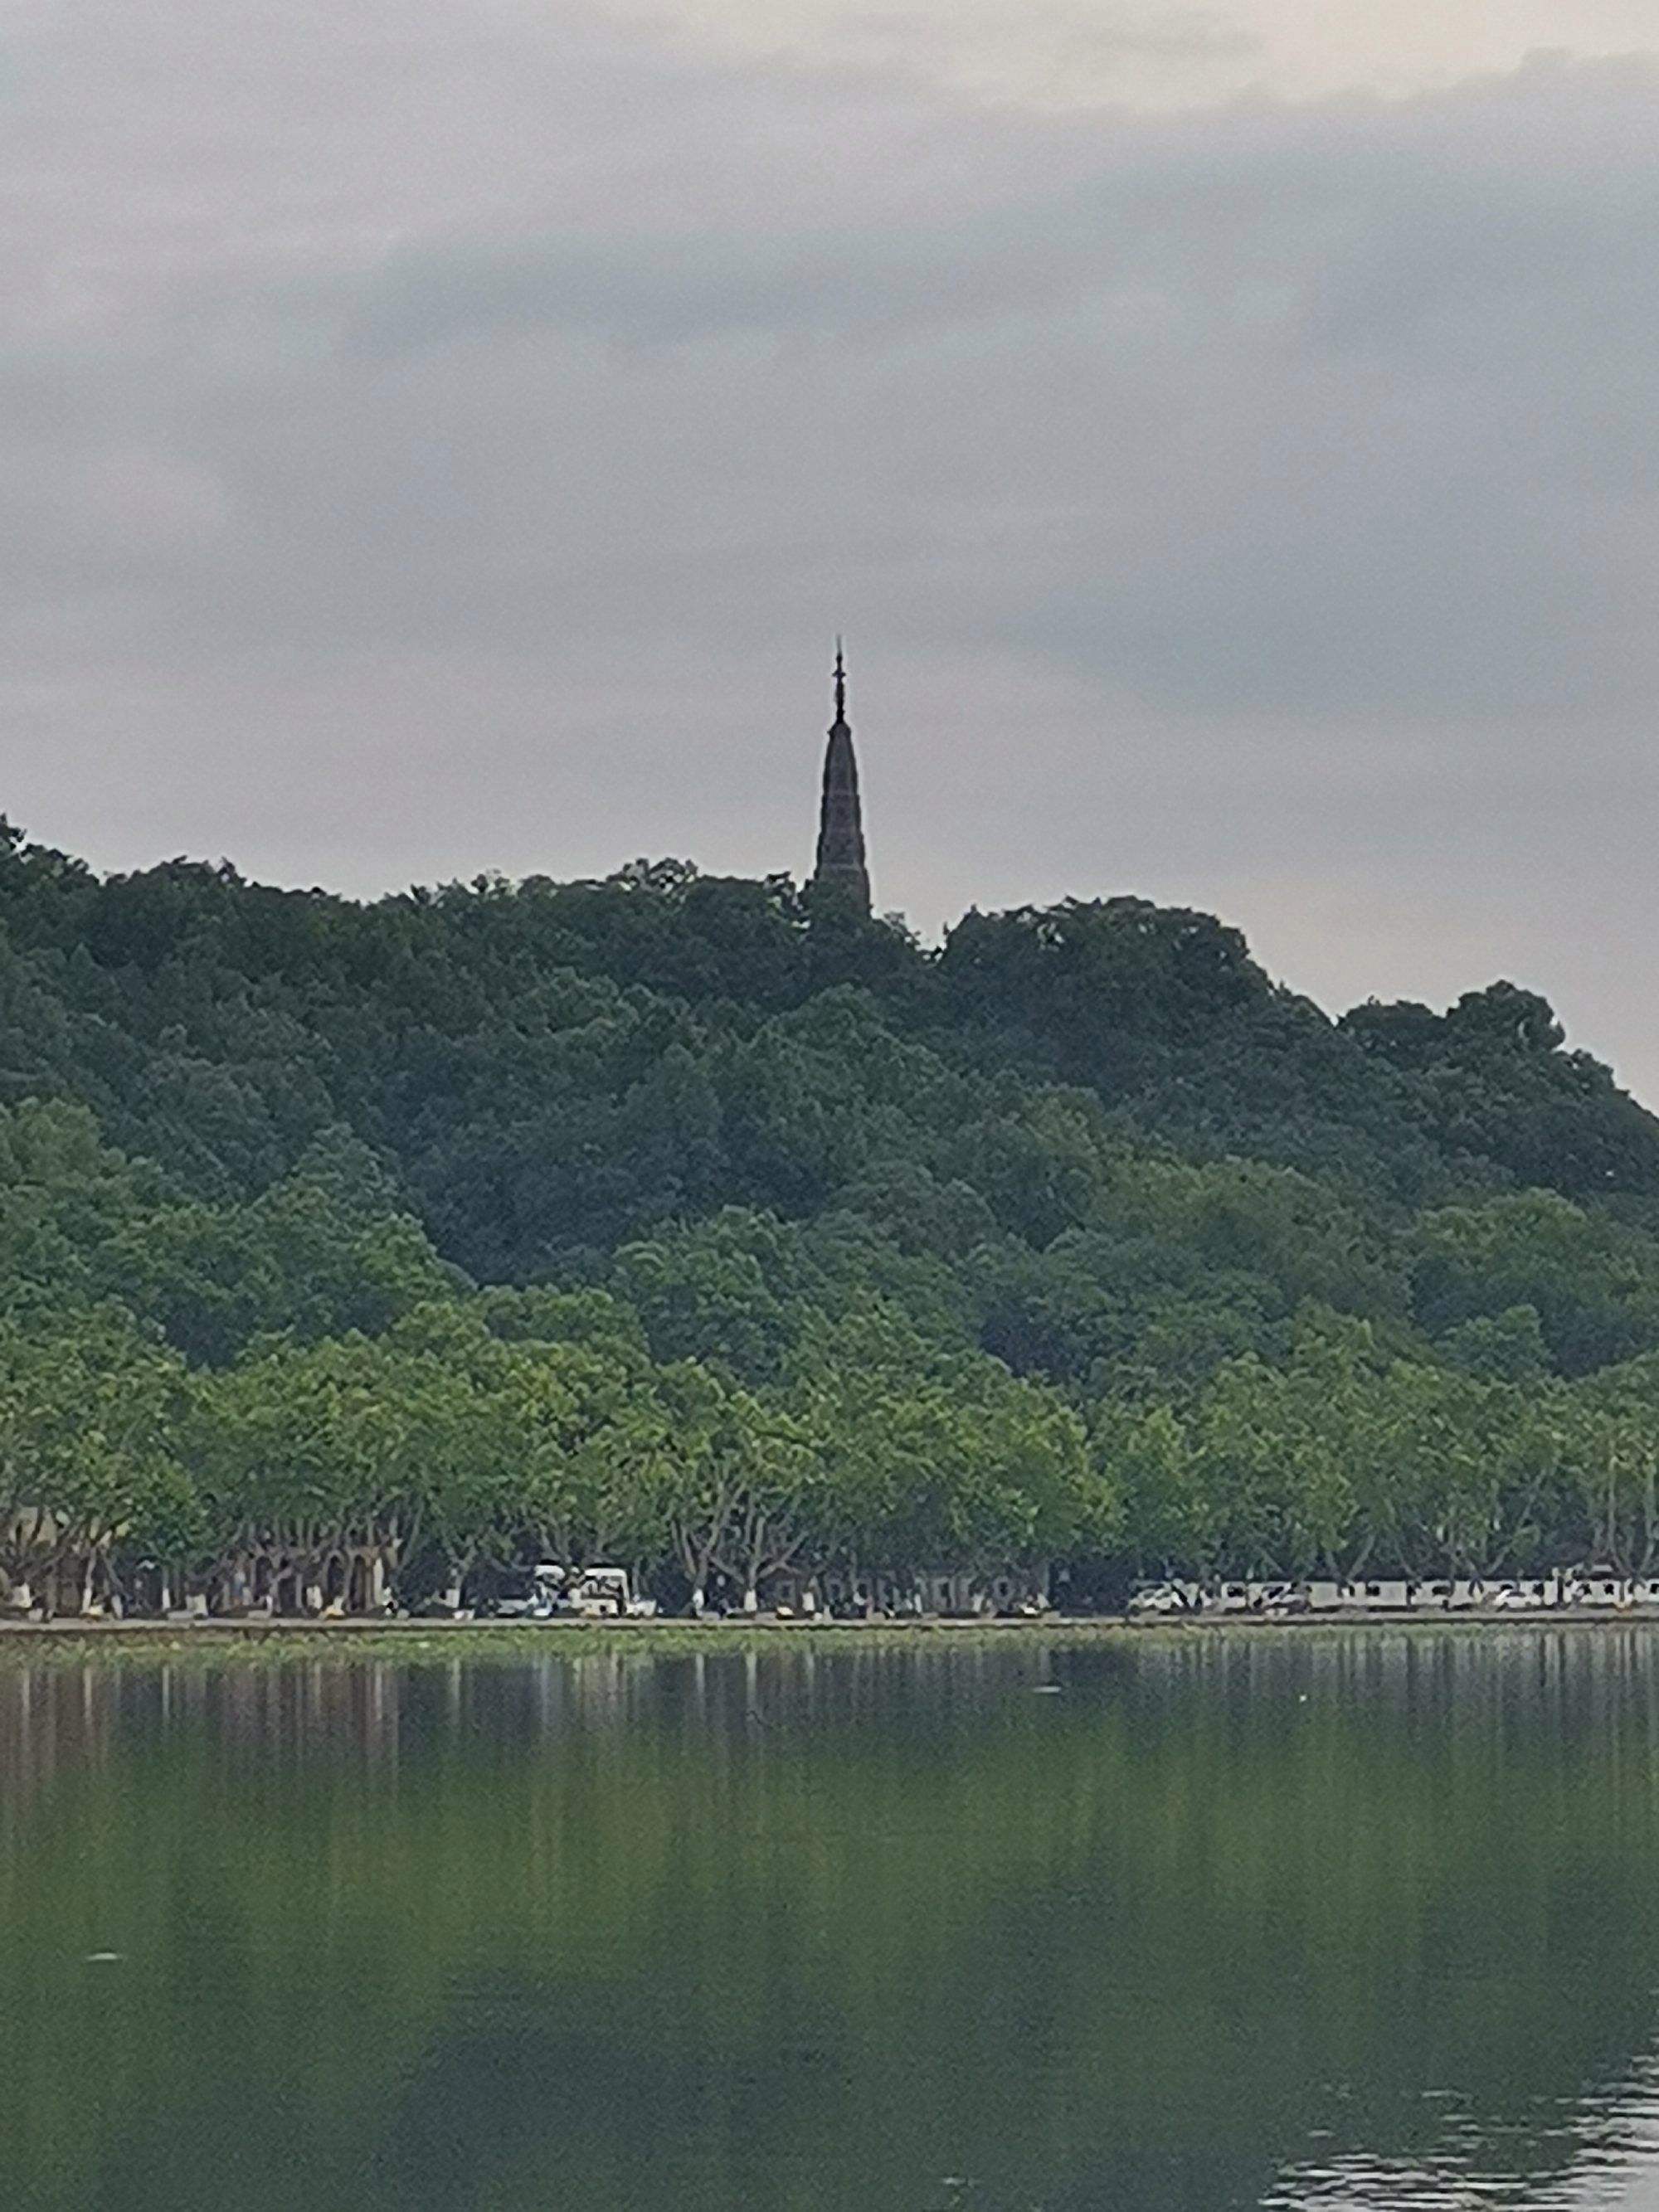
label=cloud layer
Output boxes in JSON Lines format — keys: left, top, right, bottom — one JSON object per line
{"left": 3, "top": 2, "right": 1659, "bottom": 1095}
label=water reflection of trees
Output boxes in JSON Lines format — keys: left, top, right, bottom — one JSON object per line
{"left": 3, "top": 1633, "right": 1659, "bottom": 2210}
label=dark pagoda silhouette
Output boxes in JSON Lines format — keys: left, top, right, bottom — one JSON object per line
{"left": 811, "top": 642, "right": 871, "bottom": 915}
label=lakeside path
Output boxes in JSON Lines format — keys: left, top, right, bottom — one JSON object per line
{"left": 9, "top": 1612, "right": 1659, "bottom": 1662}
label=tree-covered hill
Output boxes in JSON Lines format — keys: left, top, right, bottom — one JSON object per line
{"left": 2, "top": 816, "right": 1658, "bottom": 1612}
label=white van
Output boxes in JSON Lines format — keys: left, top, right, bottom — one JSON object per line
{"left": 562, "top": 1566, "right": 658, "bottom": 1619}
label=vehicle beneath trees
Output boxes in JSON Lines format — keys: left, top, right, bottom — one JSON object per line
{"left": 1126, "top": 1571, "right": 1659, "bottom": 1616}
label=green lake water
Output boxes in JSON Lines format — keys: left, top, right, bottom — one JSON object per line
{"left": 5, "top": 1630, "right": 1659, "bottom": 2210}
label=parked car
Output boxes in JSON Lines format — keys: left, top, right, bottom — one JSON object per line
{"left": 1248, "top": 1581, "right": 1309, "bottom": 1616}
{"left": 494, "top": 1563, "right": 567, "bottom": 1620}
{"left": 1562, "top": 1568, "right": 1631, "bottom": 1609}
{"left": 1492, "top": 1578, "right": 1557, "bottom": 1611}
{"left": 1126, "top": 1580, "right": 1200, "bottom": 1618}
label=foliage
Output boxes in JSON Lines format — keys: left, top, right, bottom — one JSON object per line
{"left": 0, "top": 819, "right": 1657, "bottom": 1602}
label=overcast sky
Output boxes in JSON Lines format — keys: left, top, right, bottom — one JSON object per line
{"left": 4, "top": 1, "right": 1658, "bottom": 1094}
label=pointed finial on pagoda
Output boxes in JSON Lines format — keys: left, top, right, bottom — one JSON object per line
{"left": 813, "top": 639, "right": 871, "bottom": 915}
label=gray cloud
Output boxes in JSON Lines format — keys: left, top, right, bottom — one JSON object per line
{"left": 2, "top": 7, "right": 1658, "bottom": 1098}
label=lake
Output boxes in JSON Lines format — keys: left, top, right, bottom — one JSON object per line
{"left": 4, "top": 1629, "right": 1659, "bottom": 2210}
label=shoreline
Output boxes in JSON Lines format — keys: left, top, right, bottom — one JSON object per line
{"left": 6, "top": 1610, "right": 1659, "bottom": 1665}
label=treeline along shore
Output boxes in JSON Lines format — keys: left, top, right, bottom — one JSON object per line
{"left": 4, "top": 825, "right": 1659, "bottom": 1622}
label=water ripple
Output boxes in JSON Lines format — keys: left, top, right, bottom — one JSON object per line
{"left": 1267, "top": 2059, "right": 1659, "bottom": 2208}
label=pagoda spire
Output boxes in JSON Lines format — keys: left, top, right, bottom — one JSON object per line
{"left": 812, "top": 641, "right": 871, "bottom": 915}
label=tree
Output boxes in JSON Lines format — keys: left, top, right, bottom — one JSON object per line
{"left": 0, "top": 1305, "right": 187, "bottom": 1614}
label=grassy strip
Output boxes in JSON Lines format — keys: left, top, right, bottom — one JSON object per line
{"left": 0, "top": 1616, "right": 1147, "bottom": 1668}
{"left": 3, "top": 1612, "right": 1658, "bottom": 1669}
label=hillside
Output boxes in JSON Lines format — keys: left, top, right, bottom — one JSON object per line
{"left": 2, "top": 819, "right": 1659, "bottom": 1611}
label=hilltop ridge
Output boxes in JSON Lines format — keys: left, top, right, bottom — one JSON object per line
{"left": 2, "top": 822, "right": 1654, "bottom": 1238}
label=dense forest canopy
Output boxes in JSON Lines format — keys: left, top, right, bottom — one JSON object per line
{"left": 2, "top": 816, "right": 1659, "bottom": 1610}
